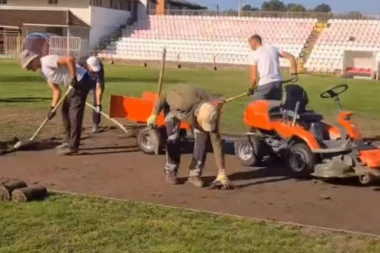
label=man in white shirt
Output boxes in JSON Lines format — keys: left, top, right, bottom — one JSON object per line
{"left": 247, "top": 34, "right": 298, "bottom": 100}
{"left": 19, "top": 49, "right": 96, "bottom": 155}
{"left": 78, "top": 56, "right": 105, "bottom": 133}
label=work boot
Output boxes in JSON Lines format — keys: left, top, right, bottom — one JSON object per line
{"left": 57, "top": 147, "right": 79, "bottom": 156}
{"left": 165, "top": 171, "right": 179, "bottom": 185}
{"left": 55, "top": 143, "right": 69, "bottom": 150}
{"left": 187, "top": 176, "right": 204, "bottom": 187}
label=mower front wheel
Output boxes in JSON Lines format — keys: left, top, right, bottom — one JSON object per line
{"left": 287, "top": 142, "right": 315, "bottom": 178}
{"left": 234, "top": 136, "right": 262, "bottom": 167}
{"left": 358, "top": 173, "right": 376, "bottom": 186}
{"left": 137, "top": 127, "right": 165, "bottom": 155}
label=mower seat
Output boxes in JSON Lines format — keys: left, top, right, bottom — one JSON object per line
{"left": 298, "top": 111, "right": 324, "bottom": 122}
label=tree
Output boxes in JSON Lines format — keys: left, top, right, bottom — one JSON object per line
{"left": 261, "top": 0, "right": 286, "bottom": 11}
{"left": 242, "top": 4, "right": 259, "bottom": 11}
{"left": 286, "top": 3, "right": 306, "bottom": 12}
{"left": 314, "top": 3, "right": 331, "bottom": 13}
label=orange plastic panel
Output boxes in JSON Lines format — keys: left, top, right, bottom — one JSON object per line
{"left": 244, "top": 101, "right": 273, "bottom": 130}
{"left": 109, "top": 93, "right": 190, "bottom": 129}
{"left": 359, "top": 149, "right": 380, "bottom": 168}
{"left": 338, "top": 111, "right": 361, "bottom": 140}
{"left": 271, "top": 121, "right": 321, "bottom": 150}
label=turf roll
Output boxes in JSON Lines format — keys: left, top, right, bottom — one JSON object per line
{"left": 0, "top": 180, "right": 28, "bottom": 201}
{"left": 12, "top": 185, "right": 48, "bottom": 203}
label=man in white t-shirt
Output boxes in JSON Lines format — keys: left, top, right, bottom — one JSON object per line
{"left": 19, "top": 49, "right": 96, "bottom": 155}
{"left": 247, "top": 34, "right": 298, "bottom": 101}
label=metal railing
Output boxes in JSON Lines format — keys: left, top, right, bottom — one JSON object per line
{"left": 147, "top": 8, "right": 380, "bottom": 21}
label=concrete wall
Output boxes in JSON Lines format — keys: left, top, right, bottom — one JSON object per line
{"left": 89, "top": 6, "right": 130, "bottom": 49}
{"left": 4, "top": 0, "right": 88, "bottom": 8}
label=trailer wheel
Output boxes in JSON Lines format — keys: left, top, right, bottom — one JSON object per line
{"left": 358, "top": 173, "right": 376, "bottom": 186}
{"left": 234, "top": 136, "right": 262, "bottom": 167}
{"left": 287, "top": 142, "right": 315, "bottom": 178}
{"left": 137, "top": 127, "right": 163, "bottom": 155}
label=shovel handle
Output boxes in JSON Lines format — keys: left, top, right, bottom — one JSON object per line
{"left": 85, "top": 102, "right": 130, "bottom": 135}
{"left": 30, "top": 86, "right": 73, "bottom": 141}
{"left": 224, "top": 92, "right": 247, "bottom": 103}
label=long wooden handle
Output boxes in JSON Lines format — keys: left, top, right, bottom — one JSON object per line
{"left": 30, "top": 86, "right": 73, "bottom": 141}
{"left": 156, "top": 48, "right": 167, "bottom": 97}
{"left": 86, "top": 102, "right": 129, "bottom": 135}
{"left": 224, "top": 92, "right": 247, "bottom": 103}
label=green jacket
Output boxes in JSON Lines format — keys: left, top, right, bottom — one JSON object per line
{"left": 152, "top": 83, "right": 225, "bottom": 171}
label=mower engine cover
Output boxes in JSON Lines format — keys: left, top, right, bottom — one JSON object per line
{"left": 358, "top": 149, "right": 380, "bottom": 168}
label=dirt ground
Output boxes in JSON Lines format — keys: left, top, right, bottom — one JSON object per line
{"left": 1, "top": 127, "right": 380, "bottom": 235}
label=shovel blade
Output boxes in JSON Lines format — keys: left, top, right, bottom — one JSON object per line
{"left": 148, "top": 127, "right": 161, "bottom": 155}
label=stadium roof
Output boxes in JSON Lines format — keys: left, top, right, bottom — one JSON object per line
{"left": 0, "top": 9, "right": 89, "bottom": 29}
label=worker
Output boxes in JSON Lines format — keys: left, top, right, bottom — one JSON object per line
{"left": 78, "top": 55, "right": 105, "bottom": 133}
{"left": 247, "top": 34, "right": 298, "bottom": 100}
{"left": 19, "top": 49, "right": 96, "bottom": 155}
{"left": 146, "top": 83, "right": 233, "bottom": 190}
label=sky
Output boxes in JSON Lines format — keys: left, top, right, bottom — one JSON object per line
{"left": 195, "top": 0, "right": 380, "bottom": 13}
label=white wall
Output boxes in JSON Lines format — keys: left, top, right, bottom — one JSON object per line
{"left": 4, "top": 0, "right": 88, "bottom": 8}
{"left": 89, "top": 6, "right": 130, "bottom": 49}
{"left": 138, "top": 0, "right": 148, "bottom": 19}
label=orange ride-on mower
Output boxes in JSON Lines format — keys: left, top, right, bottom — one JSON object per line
{"left": 234, "top": 83, "right": 380, "bottom": 185}
{"left": 109, "top": 91, "right": 191, "bottom": 155}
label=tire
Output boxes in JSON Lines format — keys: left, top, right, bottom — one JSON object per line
{"left": 234, "top": 136, "right": 263, "bottom": 167}
{"left": 358, "top": 173, "right": 376, "bottom": 186}
{"left": 137, "top": 127, "right": 164, "bottom": 155}
{"left": 287, "top": 142, "right": 315, "bottom": 178}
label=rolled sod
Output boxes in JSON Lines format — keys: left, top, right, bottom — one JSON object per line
{"left": 0, "top": 180, "right": 28, "bottom": 201}
{"left": 12, "top": 185, "right": 48, "bottom": 203}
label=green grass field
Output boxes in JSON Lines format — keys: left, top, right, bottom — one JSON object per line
{"left": 1, "top": 59, "right": 380, "bottom": 252}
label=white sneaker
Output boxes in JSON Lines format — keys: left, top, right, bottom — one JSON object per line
{"left": 56, "top": 143, "right": 69, "bottom": 150}
{"left": 92, "top": 124, "right": 100, "bottom": 133}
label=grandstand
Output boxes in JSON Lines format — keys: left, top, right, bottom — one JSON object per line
{"left": 99, "top": 15, "right": 318, "bottom": 67}
{"left": 98, "top": 9, "right": 380, "bottom": 79}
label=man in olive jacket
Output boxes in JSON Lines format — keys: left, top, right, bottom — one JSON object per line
{"left": 147, "top": 83, "right": 233, "bottom": 190}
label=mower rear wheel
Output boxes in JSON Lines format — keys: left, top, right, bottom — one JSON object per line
{"left": 234, "top": 136, "right": 262, "bottom": 167}
{"left": 137, "top": 127, "right": 164, "bottom": 155}
{"left": 287, "top": 142, "right": 315, "bottom": 178}
{"left": 358, "top": 173, "right": 376, "bottom": 186}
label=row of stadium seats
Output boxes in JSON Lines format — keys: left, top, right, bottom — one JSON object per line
{"left": 98, "top": 15, "right": 380, "bottom": 73}
{"left": 100, "top": 15, "right": 316, "bottom": 66}
{"left": 304, "top": 19, "right": 380, "bottom": 72}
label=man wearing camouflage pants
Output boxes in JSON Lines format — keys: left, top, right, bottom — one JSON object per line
{"left": 147, "top": 83, "right": 232, "bottom": 189}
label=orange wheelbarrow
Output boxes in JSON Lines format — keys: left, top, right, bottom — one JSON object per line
{"left": 109, "top": 91, "right": 191, "bottom": 154}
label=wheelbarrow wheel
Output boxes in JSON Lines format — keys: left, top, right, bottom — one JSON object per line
{"left": 137, "top": 127, "right": 164, "bottom": 155}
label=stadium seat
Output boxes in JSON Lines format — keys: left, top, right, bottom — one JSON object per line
{"left": 101, "top": 15, "right": 317, "bottom": 66}
{"left": 305, "top": 19, "right": 380, "bottom": 72}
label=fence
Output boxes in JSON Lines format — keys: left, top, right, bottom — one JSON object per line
{"left": 147, "top": 9, "right": 380, "bottom": 21}
{"left": 0, "top": 31, "right": 21, "bottom": 59}
{"left": 0, "top": 33, "right": 88, "bottom": 60}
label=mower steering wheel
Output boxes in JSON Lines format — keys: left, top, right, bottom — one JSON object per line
{"left": 320, "top": 84, "right": 348, "bottom": 99}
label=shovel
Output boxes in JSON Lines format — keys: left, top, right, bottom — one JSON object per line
{"left": 149, "top": 47, "right": 167, "bottom": 155}
{"left": 13, "top": 86, "right": 73, "bottom": 150}
{"left": 85, "top": 102, "right": 130, "bottom": 136}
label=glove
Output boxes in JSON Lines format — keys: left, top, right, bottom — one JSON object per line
{"left": 70, "top": 77, "right": 79, "bottom": 88}
{"left": 95, "top": 104, "right": 102, "bottom": 114}
{"left": 47, "top": 106, "right": 56, "bottom": 120}
{"left": 247, "top": 87, "right": 255, "bottom": 96}
{"left": 290, "top": 72, "right": 298, "bottom": 83}
{"left": 209, "top": 172, "right": 234, "bottom": 190}
{"left": 146, "top": 114, "right": 157, "bottom": 127}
